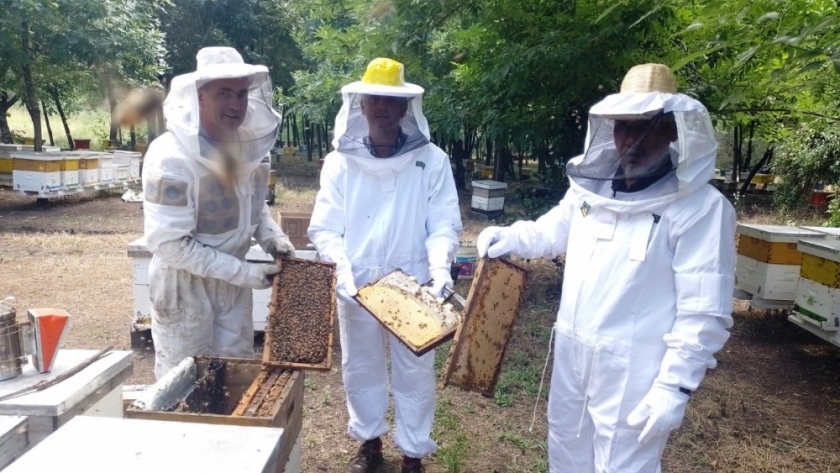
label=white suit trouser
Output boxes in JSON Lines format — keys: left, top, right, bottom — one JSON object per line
{"left": 548, "top": 329, "right": 667, "bottom": 473}
{"left": 338, "top": 299, "right": 438, "bottom": 458}
{"left": 150, "top": 267, "right": 255, "bottom": 380}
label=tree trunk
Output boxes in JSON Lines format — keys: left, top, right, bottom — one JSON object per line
{"left": 452, "top": 138, "right": 466, "bottom": 190}
{"left": 739, "top": 145, "right": 774, "bottom": 196}
{"left": 316, "top": 123, "right": 323, "bottom": 160}
{"left": 21, "top": 22, "right": 42, "bottom": 151}
{"left": 42, "top": 100, "right": 55, "bottom": 146}
{"left": 130, "top": 124, "right": 136, "bottom": 149}
{"left": 0, "top": 92, "right": 19, "bottom": 144}
{"left": 51, "top": 88, "right": 75, "bottom": 151}
{"left": 743, "top": 121, "right": 756, "bottom": 173}
{"left": 105, "top": 77, "right": 119, "bottom": 145}
{"left": 292, "top": 114, "right": 299, "bottom": 147}
{"left": 731, "top": 125, "right": 741, "bottom": 183}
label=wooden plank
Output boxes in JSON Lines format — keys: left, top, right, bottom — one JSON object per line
{"left": 245, "top": 372, "right": 281, "bottom": 417}
{"left": 232, "top": 371, "right": 270, "bottom": 417}
{"left": 263, "top": 258, "right": 336, "bottom": 371}
{"left": 3, "top": 417, "right": 284, "bottom": 473}
{"left": 442, "top": 257, "right": 528, "bottom": 396}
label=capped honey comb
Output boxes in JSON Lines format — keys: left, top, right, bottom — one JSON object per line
{"left": 355, "top": 271, "right": 461, "bottom": 356}
{"left": 263, "top": 258, "right": 336, "bottom": 371}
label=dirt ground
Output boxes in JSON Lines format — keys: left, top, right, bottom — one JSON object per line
{"left": 1, "top": 163, "right": 839, "bottom": 472}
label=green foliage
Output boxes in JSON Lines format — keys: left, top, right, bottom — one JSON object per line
{"left": 773, "top": 123, "right": 840, "bottom": 211}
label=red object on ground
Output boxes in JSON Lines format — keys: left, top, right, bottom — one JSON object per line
{"left": 74, "top": 139, "right": 91, "bottom": 149}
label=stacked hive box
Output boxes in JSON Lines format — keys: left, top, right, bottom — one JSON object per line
{"left": 470, "top": 180, "right": 507, "bottom": 220}
{"left": 11, "top": 151, "right": 64, "bottom": 194}
{"left": 97, "top": 152, "right": 114, "bottom": 185}
{"left": 0, "top": 144, "right": 22, "bottom": 184}
{"left": 735, "top": 224, "right": 826, "bottom": 305}
{"left": 112, "top": 150, "right": 139, "bottom": 182}
{"left": 60, "top": 154, "right": 80, "bottom": 190}
{"left": 794, "top": 239, "right": 840, "bottom": 331}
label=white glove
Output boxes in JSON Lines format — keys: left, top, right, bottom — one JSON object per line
{"left": 476, "top": 226, "right": 516, "bottom": 258}
{"left": 237, "top": 262, "right": 282, "bottom": 290}
{"left": 627, "top": 385, "right": 690, "bottom": 445}
{"left": 336, "top": 267, "right": 358, "bottom": 303}
{"left": 430, "top": 268, "right": 453, "bottom": 298}
{"left": 264, "top": 234, "right": 295, "bottom": 259}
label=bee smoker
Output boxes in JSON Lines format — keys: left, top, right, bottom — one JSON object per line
{"left": 0, "top": 301, "right": 71, "bottom": 381}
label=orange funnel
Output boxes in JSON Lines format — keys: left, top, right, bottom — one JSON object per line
{"left": 27, "top": 309, "right": 71, "bottom": 373}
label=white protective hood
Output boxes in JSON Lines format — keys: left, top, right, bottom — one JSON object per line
{"left": 566, "top": 91, "right": 717, "bottom": 214}
{"left": 163, "top": 47, "right": 282, "bottom": 176}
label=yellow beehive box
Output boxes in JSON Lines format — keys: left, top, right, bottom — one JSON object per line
{"left": 69, "top": 151, "right": 101, "bottom": 187}
{"left": 60, "top": 156, "right": 79, "bottom": 189}
{"left": 11, "top": 151, "right": 64, "bottom": 193}
{"left": 736, "top": 224, "right": 825, "bottom": 265}
{"left": 800, "top": 253, "right": 840, "bottom": 289}
{"left": 0, "top": 145, "right": 22, "bottom": 177}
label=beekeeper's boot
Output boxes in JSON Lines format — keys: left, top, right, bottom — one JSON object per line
{"left": 344, "top": 437, "right": 383, "bottom": 473}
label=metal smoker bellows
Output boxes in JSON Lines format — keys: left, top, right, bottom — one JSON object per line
{"left": 0, "top": 302, "right": 71, "bottom": 381}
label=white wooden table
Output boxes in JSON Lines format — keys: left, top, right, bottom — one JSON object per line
{"left": 4, "top": 416, "right": 285, "bottom": 473}
{"left": 0, "top": 349, "right": 132, "bottom": 446}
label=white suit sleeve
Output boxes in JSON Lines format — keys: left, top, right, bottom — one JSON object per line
{"left": 425, "top": 154, "right": 463, "bottom": 272}
{"left": 253, "top": 202, "right": 285, "bottom": 249}
{"left": 503, "top": 192, "right": 576, "bottom": 260}
{"left": 143, "top": 153, "right": 252, "bottom": 284}
{"left": 656, "top": 197, "right": 736, "bottom": 392}
{"left": 308, "top": 155, "right": 350, "bottom": 267}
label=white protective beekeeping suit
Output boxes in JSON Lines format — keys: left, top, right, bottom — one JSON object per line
{"left": 143, "top": 47, "right": 293, "bottom": 379}
{"left": 477, "top": 64, "right": 736, "bottom": 472}
{"left": 308, "top": 58, "right": 462, "bottom": 459}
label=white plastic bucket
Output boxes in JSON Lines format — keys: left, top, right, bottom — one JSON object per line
{"left": 455, "top": 245, "right": 478, "bottom": 279}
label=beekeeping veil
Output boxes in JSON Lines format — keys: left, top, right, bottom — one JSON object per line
{"left": 163, "top": 47, "right": 282, "bottom": 175}
{"left": 332, "top": 58, "right": 429, "bottom": 158}
{"left": 566, "top": 63, "right": 717, "bottom": 197}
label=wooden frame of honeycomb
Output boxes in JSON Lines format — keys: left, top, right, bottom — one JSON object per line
{"left": 442, "top": 257, "right": 528, "bottom": 396}
{"left": 263, "top": 257, "right": 337, "bottom": 371}
{"left": 355, "top": 270, "right": 462, "bottom": 356}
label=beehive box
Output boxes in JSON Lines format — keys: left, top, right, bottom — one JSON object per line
{"left": 355, "top": 271, "right": 462, "bottom": 356}
{"left": 263, "top": 258, "right": 336, "bottom": 371}
{"left": 98, "top": 153, "right": 114, "bottom": 184}
{"left": 111, "top": 151, "right": 136, "bottom": 182}
{"left": 795, "top": 239, "right": 840, "bottom": 331}
{"left": 11, "top": 151, "right": 63, "bottom": 193}
{"left": 0, "top": 145, "right": 22, "bottom": 181}
{"left": 275, "top": 212, "right": 313, "bottom": 250}
{"left": 125, "top": 356, "right": 303, "bottom": 473}
{"left": 442, "top": 257, "right": 528, "bottom": 396}
{"left": 60, "top": 155, "right": 79, "bottom": 189}
{"left": 735, "top": 224, "right": 826, "bottom": 301}
{"left": 72, "top": 151, "right": 100, "bottom": 187}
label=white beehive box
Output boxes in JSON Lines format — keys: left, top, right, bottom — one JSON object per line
{"left": 67, "top": 150, "right": 100, "bottom": 187}
{"left": 113, "top": 150, "right": 141, "bottom": 179}
{"left": 794, "top": 239, "right": 840, "bottom": 331}
{"left": 735, "top": 224, "right": 826, "bottom": 303}
{"left": 127, "top": 237, "right": 318, "bottom": 332}
{"left": 11, "top": 151, "right": 64, "bottom": 194}
{"left": 471, "top": 180, "right": 507, "bottom": 216}
{"left": 60, "top": 155, "right": 79, "bottom": 190}
{"left": 471, "top": 195, "right": 505, "bottom": 212}
{"left": 98, "top": 153, "right": 114, "bottom": 185}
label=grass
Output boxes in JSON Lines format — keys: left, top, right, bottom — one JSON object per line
{"left": 7, "top": 105, "right": 148, "bottom": 150}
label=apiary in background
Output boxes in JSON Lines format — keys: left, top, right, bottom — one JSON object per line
{"left": 355, "top": 271, "right": 462, "bottom": 356}
{"left": 443, "top": 257, "right": 528, "bottom": 396}
{"left": 263, "top": 258, "right": 336, "bottom": 371}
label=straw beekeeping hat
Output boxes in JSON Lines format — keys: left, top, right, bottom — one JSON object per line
{"left": 620, "top": 63, "right": 678, "bottom": 94}
{"left": 341, "top": 58, "right": 424, "bottom": 98}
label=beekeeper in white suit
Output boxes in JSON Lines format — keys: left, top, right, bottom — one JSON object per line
{"left": 308, "top": 58, "right": 462, "bottom": 473}
{"left": 477, "top": 64, "right": 735, "bottom": 472}
{"left": 143, "top": 46, "right": 295, "bottom": 380}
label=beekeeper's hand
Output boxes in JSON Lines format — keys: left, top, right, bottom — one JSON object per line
{"left": 430, "top": 268, "right": 453, "bottom": 298}
{"left": 476, "top": 226, "right": 516, "bottom": 258}
{"left": 627, "top": 385, "right": 690, "bottom": 445}
{"left": 337, "top": 266, "right": 358, "bottom": 303}
{"left": 264, "top": 234, "right": 296, "bottom": 259}
{"left": 236, "top": 262, "right": 282, "bottom": 290}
